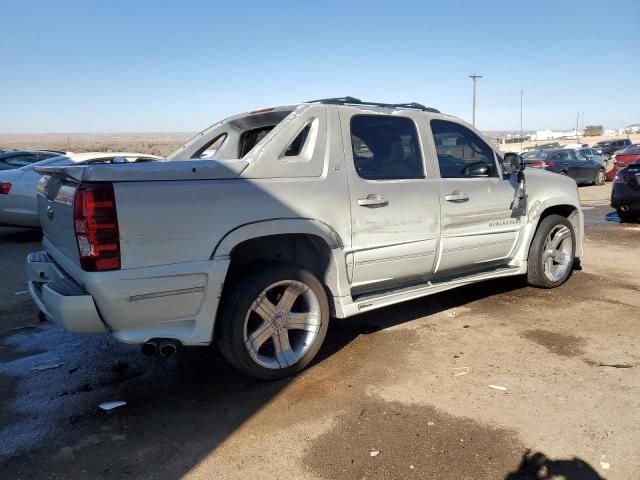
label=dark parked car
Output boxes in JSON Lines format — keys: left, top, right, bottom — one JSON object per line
{"left": 521, "top": 149, "right": 606, "bottom": 185}
{"left": 611, "top": 161, "right": 640, "bottom": 221}
{"left": 607, "top": 145, "right": 640, "bottom": 181}
{"left": 593, "top": 138, "right": 632, "bottom": 157}
{"left": 0, "top": 150, "right": 66, "bottom": 171}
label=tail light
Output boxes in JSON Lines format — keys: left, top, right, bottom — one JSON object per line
{"left": 73, "top": 183, "right": 121, "bottom": 271}
{"left": 0, "top": 182, "right": 11, "bottom": 194}
{"left": 529, "top": 161, "right": 554, "bottom": 168}
{"left": 614, "top": 173, "right": 626, "bottom": 184}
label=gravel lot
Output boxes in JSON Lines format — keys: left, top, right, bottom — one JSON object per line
{"left": 1, "top": 184, "right": 638, "bottom": 480}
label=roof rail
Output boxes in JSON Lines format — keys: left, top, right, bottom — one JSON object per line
{"left": 306, "top": 97, "right": 440, "bottom": 113}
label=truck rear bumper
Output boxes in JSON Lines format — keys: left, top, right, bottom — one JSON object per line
{"left": 27, "top": 247, "right": 231, "bottom": 346}
{"left": 27, "top": 251, "right": 107, "bottom": 333}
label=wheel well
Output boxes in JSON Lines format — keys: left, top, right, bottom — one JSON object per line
{"left": 538, "top": 204, "right": 577, "bottom": 222}
{"left": 225, "top": 233, "right": 334, "bottom": 291}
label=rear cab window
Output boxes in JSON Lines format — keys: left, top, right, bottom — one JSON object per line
{"left": 350, "top": 115, "right": 424, "bottom": 180}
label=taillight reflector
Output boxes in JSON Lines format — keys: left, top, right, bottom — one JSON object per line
{"left": 614, "top": 173, "right": 625, "bottom": 184}
{"left": 0, "top": 182, "right": 11, "bottom": 194}
{"left": 73, "top": 183, "right": 121, "bottom": 271}
{"left": 529, "top": 161, "right": 554, "bottom": 168}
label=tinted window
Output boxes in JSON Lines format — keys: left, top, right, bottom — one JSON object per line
{"left": 284, "top": 124, "right": 311, "bottom": 157}
{"left": 238, "top": 127, "right": 275, "bottom": 158}
{"left": 430, "top": 120, "right": 498, "bottom": 178}
{"left": 350, "top": 115, "right": 424, "bottom": 180}
{"left": 522, "top": 151, "right": 548, "bottom": 161}
{"left": 193, "top": 133, "right": 227, "bottom": 159}
{"left": 4, "top": 154, "right": 39, "bottom": 167}
{"left": 551, "top": 150, "right": 574, "bottom": 162}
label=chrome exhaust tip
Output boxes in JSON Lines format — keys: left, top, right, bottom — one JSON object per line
{"left": 159, "top": 341, "right": 178, "bottom": 358}
{"left": 141, "top": 341, "right": 158, "bottom": 356}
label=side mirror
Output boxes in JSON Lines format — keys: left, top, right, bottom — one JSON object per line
{"left": 462, "top": 162, "right": 490, "bottom": 177}
{"left": 502, "top": 152, "right": 523, "bottom": 174}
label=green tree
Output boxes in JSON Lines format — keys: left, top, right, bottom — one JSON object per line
{"left": 583, "top": 125, "right": 604, "bottom": 136}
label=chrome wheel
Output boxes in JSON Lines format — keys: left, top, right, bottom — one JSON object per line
{"left": 596, "top": 170, "right": 605, "bottom": 184}
{"left": 542, "top": 225, "right": 573, "bottom": 282}
{"left": 243, "top": 280, "right": 321, "bottom": 370}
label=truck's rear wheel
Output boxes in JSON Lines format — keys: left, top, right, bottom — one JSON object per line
{"left": 527, "top": 214, "right": 576, "bottom": 288}
{"left": 216, "top": 264, "right": 329, "bottom": 380}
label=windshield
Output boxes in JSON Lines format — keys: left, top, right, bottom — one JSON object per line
{"left": 521, "top": 151, "right": 548, "bottom": 161}
{"left": 18, "top": 156, "right": 69, "bottom": 171}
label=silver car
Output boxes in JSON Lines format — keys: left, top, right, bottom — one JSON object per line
{"left": 0, "top": 152, "right": 161, "bottom": 228}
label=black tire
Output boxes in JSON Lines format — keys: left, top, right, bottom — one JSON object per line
{"left": 595, "top": 169, "right": 606, "bottom": 186}
{"left": 216, "top": 263, "right": 330, "bottom": 380}
{"left": 617, "top": 209, "right": 636, "bottom": 223}
{"left": 527, "top": 214, "right": 576, "bottom": 288}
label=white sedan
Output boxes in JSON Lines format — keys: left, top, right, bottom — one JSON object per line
{"left": 0, "top": 152, "right": 161, "bottom": 228}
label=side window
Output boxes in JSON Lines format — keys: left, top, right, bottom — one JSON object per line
{"left": 430, "top": 120, "right": 498, "bottom": 178}
{"left": 284, "top": 124, "right": 311, "bottom": 157}
{"left": 5, "top": 154, "right": 39, "bottom": 167}
{"left": 193, "top": 133, "right": 227, "bottom": 159}
{"left": 350, "top": 115, "right": 424, "bottom": 180}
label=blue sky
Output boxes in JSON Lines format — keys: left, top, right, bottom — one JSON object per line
{"left": 1, "top": 0, "right": 638, "bottom": 132}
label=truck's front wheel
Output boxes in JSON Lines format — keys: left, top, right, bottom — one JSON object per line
{"left": 216, "top": 264, "right": 329, "bottom": 380}
{"left": 527, "top": 214, "right": 576, "bottom": 288}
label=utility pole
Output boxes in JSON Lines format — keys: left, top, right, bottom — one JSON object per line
{"left": 469, "top": 74, "right": 482, "bottom": 127}
{"left": 576, "top": 112, "right": 580, "bottom": 142}
{"left": 520, "top": 90, "right": 524, "bottom": 153}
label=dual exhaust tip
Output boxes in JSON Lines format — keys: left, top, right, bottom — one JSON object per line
{"left": 619, "top": 204, "right": 630, "bottom": 213}
{"left": 141, "top": 339, "right": 179, "bottom": 357}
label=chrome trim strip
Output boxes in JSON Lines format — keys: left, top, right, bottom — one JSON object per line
{"left": 129, "top": 286, "right": 205, "bottom": 302}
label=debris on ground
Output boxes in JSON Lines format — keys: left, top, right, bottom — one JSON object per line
{"left": 427, "top": 421, "right": 435, "bottom": 426}
{"left": 409, "top": 465, "right": 415, "bottom": 470}
{"left": 597, "top": 363, "right": 634, "bottom": 369}
{"left": 369, "top": 450, "right": 380, "bottom": 457}
{"left": 99, "top": 401, "right": 127, "bottom": 411}
{"left": 452, "top": 367, "right": 470, "bottom": 377}
{"left": 599, "top": 455, "right": 610, "bottom": 470}
{"left": 8, "top": 324, "right": 39, "bottom": 332}
{"left": 488, "top": 384, "right": 507, "bottom": 391}
{"left": 31, "top": 362, "right": 65, "bottom": 371}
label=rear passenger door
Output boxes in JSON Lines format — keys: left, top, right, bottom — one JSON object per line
{"left": 426, "top": 119, "right": 520, "bottom": 275}
{"left": 339, "top": 111, "right": 441, "bottom": 292}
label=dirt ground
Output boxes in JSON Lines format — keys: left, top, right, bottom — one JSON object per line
{"left": 0, "top": 184, "right": 638, "bottom": 480}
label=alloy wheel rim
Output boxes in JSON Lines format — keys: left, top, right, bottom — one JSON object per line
{"left": 243, "top": 280, "right": 321, "bottom": 369}
{"left": 542, "top": 225, "right": 573, "bottom": 282}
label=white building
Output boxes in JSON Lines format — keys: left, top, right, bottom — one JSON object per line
{"left": 619, "top": 124, "right": 640, "bottom": 135}
{"left": 533, "top": 129, "right": 582, "bottom": 141}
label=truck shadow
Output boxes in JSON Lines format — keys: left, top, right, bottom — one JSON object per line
{"left": 504, "top": 450, "right": 605, "bottom": 480}
{"left": 2, "top": 275, "right": 536, "bottom": 478}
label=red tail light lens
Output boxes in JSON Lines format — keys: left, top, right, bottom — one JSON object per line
{"left": 0, "top": 182, "right": 12, "bottom": 194}
{"left": 529, "top": 161, "right": 554, "bottom": 168}
{"left": 73, "top": 183, "right": 121, "bottom": 271}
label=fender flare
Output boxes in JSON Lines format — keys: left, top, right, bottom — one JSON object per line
{"left": 211, "top": 218, "right": 343, "bottom": 258}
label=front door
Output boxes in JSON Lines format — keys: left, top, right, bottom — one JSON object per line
{"left": 339, "top": 110, "right": 441, "bottom": 292}
{"left": 426, "top": 119, "right": 521, "bottom": 276}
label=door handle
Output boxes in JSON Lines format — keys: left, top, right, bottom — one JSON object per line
{"left": 357, "top": 194, "right": 389, "bottom": 208}
{"left": 444, "top": 191, "right": 469, "bottom": 203}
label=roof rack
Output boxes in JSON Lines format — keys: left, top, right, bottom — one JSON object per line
{"left": 306, "top": 96, "right": 440, "bottom": 113}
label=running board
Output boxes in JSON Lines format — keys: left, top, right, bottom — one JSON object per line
{"left": 346, "top": 265, "right": 524, "bottom": 316}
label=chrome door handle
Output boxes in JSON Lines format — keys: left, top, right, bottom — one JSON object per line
{"left": 444, "top": 191, "right": 469, "bottom": 203}
{"left": 357, "top": 194, "right": 389, "bottom": 208}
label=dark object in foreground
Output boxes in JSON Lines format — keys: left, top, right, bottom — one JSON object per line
{"left": 611, "top": 162, "right": 640, "bottom": 221}
{"left": 505, "top": 450, "right": 605, "bottom": 480}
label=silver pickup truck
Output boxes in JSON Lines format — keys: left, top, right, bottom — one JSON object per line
{"left": 28, "top": 98, "right": 584, "bottom": 380}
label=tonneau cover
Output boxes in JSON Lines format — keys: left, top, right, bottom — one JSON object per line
{"left": 35, "top": 159, "right": 249, "bottom": 183}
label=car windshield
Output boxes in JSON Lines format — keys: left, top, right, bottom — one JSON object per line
{"left": 521, "top": 151, "right": 547, "bottom": 161}
{"left": 18, "top": 156, "right": 68, "bottom": 171}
